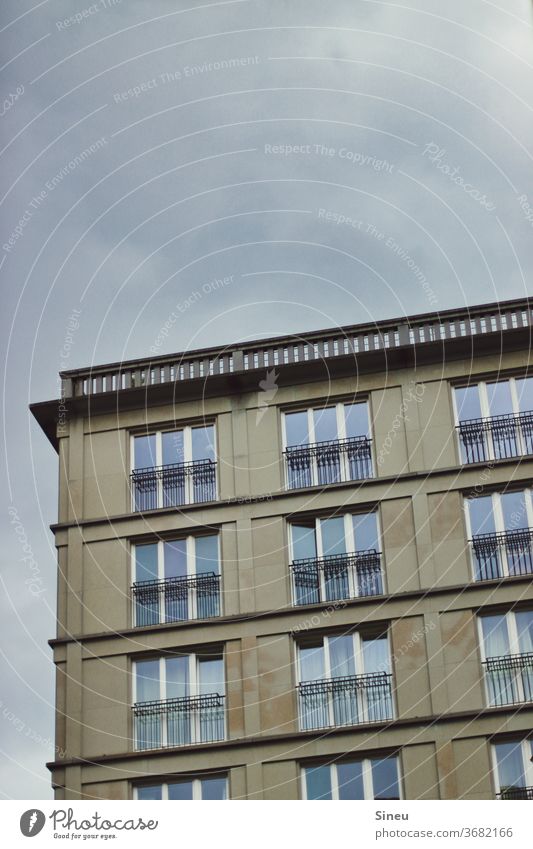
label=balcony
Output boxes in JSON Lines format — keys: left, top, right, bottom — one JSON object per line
{"left": 483, "top": 653, "right": 533, "bottom": 707}
{"left": 131, "top": 459, "right": 216, "bottom": 511}
{"left": 133, "top": 694, "right": 225, "bottom": 750}
{"left": 132, "top": 574, "right": 221, "bottom": 626}
{"left": 284, "top": 436, "right": 373, "bottom": 489}
{"left": 298, "top": 672, "right": 393, "bottom": 730}
{"left": 472, "top": 529, "right": 533, "bottom": 581}
{"left": 291, "top": 551, "right": 383, "bottom": 606}
{"left": 498, "top": 786, "right": 533, "bottom": 800}
{"left": 457, "top": 411, "right": 533, "bottom": 464}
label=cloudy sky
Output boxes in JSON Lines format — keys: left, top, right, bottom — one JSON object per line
{"left": 1, "top": 0, "right": 533, "bottom": 799}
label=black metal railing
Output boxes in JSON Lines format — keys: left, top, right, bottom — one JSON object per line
{"left": 132, "top": 573, "right": 221, "bottom": 626}
{"left": 483, "top": 653, "right": 533, "bottom": 707}
{"left": 298, "top": 672, "right": 393, "bottom": 730}
{"left": 291, "top": 550, "right": 383, "bottom": 605}
{"left": 472, "top": 529, "right": 533, "bottom": 581}
{"left": 133, "top": 693, "right": 225, "bottom": 750}
{"left": 284, "top": 436, "right": 373, "bottom": 489}
{"left": 498, "top": 786, "right": 533, "bottom": 800}
{"left": 457, "top": 411, "right": 533, "bottom": 464}
{"left": 131, "top": 459, "right": 217, "bottom": 510}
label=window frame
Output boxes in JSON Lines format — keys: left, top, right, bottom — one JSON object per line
{"left": 133, "top": 774, "right": 229, "bottom": 801}
{"left": 491, "top": 739, "right": 533, "bottom": 796}
{"left": 478, "top": 609, "right": 533, "bottom": 706}
{"left": 300, "top": 755, "right": 402, "bottom": 800}
{"left": 464, "top": 489, "right": 533, "bottom": 580}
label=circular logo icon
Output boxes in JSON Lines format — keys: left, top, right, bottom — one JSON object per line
{"left": 20, "top": 810, "right": 46, "bottom": 837}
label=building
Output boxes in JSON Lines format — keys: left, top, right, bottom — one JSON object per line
{"left": 31, "top": 296, "right": 533, "bottom": 801}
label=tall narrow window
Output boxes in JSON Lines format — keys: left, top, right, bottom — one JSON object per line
{"left": 493, "top": 740, "right": 533, "bottom": 799}
{"left": 466, "top": 489, "right": 533, "bottom": 580}
{"left": 480, "top": 610, "right": 533, "bottom": 707}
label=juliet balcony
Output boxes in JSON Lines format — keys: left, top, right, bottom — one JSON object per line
{"left": 457, "top": 412, "right": 533, "bottom": 464}
{"left": 132, "top": 573, "right": 221, "bottom": 627}
{"left": 291, "top": 551, "right": 383, "bottom": 606}
{"left": 483, "top": 653, "right": 533, "bottom": 707}
{"left": 298, "top": 672, "right": 394, "bottom": 731}
{"left": 284, "top": 436, "right": 373, "bottom": 490}
{"left": 498, "top": 786, "right": 533, "bottom": 800}
{"left": 130, "top": 459, "right": 217, "bottom": 511}
{"left": 471, "top": 529, "right": 533, "bottom": 581}
{"left": 133, "top": 694, "right": 226, "bottom": 750}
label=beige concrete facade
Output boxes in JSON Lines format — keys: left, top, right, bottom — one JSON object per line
{"left": 32, "top": 300, "right": 533, "bottom": 800}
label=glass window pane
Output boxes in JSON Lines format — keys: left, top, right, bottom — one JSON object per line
{"left": 285, "top": 411, "right": 309, "bottom": 447}
{"left": 135, "top": 544, "right": 159, "bottom": 582}
{"left": 313, "top": 407, "right": 338, "bottom": 443}
{"left": 305, "top": 766, "right": 332, "bottom": 800}
{"left": 467, "top": 496, "right": 495, "bottom": 536}
{"left": 195, "top": 535, "right": 219, "bottom": 575}
{"left": 165, "top": 656, "right": 189, "bottom": 699}
{"left": 300, "top": 644, "right": 324, "bottom": 681}
{"left": 372, "top": 757, "right": 399, "bottom": 799}
{"left": 137, "top": 785, "right": 163, "bottom": 800}
{"left": 164, "top": 539, "right": 187, "bottom": 579}
{"left": 481, "top": 615, "right": 510, "bottom": 657}
{"left": 162, "top": 430, "right": 184, "bottom": 465}
{"left": 198, "top": 656, "right": 224, "bottom": 695}
{"left": 329, "top": 635, "right": 355, "bottom": 677}
{"left": 291, "top": 524, "right": 317, "bottom": 560}
{"left": 500, "top": 491, "right": 528, "bottom": 531}
{"left": 495, "top": 742, "right": 525, "bottom": 790}
{"left": 134, "top": 434, "right": 156, "bottom": 470}
{"left": 167, "top": 781, "right": 193, "bottom": 800}
{"left": 320, "top": 517, "right": 346, "bottom": 557}
{"left": 201, "top": 777, "right": 227, "bottom": 800}
{"left": 337, "top": 760, "right": 365, "bottom": 799}
{"left": 192, "top": 425, "right": 215, "bottom": 461}
{"left": 487, "top": 381, "right": 513, "bottom": 417}
{"left": 344, "top": 402, "right": 369, "bottom": 438}
{"left": 353, "top": 512, "right": 379, "bottom": 551}
{"left": 516, "top": 377, "right": 533, "bottom": 413}
{"left": 515, "top": 611, "right": 533, "bottom": 654}
{"left": 363, "top": 635, "right": 390, "bottom": 674}
{"left": 135, "top": 660, "right": 160, "bottom": 702}
{"left": 455, "top": 386, "right": 481, "bottom": 422}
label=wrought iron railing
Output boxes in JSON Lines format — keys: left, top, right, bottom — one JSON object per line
{"left": 483, "top": 653, "right": 533, "bottom": 707}
{"left": 132, "top": 573, "right": 221, "bottom": 626}
{"left": 291, "top": 550, "right": 383, "bottom": 605}
{"left": 131, "top": 459, "right": 216, "bottom": 511}
{"left": 298, "top": 672, "right": 393, "bottom": 730}
{"left": 498, "top": 786, "right": 533, "bottom": 800}
{"left": 471, "top": 529, "right": 533, "bottom": 581}
{"left": 284, "top": 436, "right": 373, "bottom": 489}
{"left": 133, "top": 693, "right": 225, "bottom": 750}
{"left": 457, "top": 411, "right": 533, "bottom": 464}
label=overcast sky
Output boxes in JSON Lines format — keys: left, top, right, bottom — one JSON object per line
{"left": 1, "top": 0, "right": 533, "bottom": 799}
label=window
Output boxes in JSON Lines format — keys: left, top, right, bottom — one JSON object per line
{"left": 454, "top": 377, "right": 533, "bottom": 463}
{"left": 282, "top": 401, "right": 372, "bottom": 488}
{"left": 132, "top": 535, "right": 221, "bottom": 625}
{"left": 289, "top": 511, "right": 383, "bottom": 604}
{"left": 493, "top": 740, "right": 533, "bottom": 799}
{"left": 297, "top": 631, "right": 393, "bottom": 729}
{"left": 135, "top": 775, "right": 228, "bottom": 800}
{"left": 465, "top": 489, "right": 533, "bottom": 580}
{"left": 479, "top": 610, "right": 533, "bottom": 706}
{"left": 131, "top": 424, "right": 216, "bottom": 510}
{"left": 133, "top": 653, "right": 225, "bottom": 749}
{"left": 303, "top": 756, "right": 400, "bottom": 800}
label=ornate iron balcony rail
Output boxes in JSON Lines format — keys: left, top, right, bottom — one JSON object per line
{"left": 133, "top": 693, "right": 225, "bottom": 750}
{"left": 483, "top": 652, "right": 533, "bottom": 706}
{"left": 291, "top": 550, "right": 383, "bottom": 604}
{"left": 471, "top": 529, "right": 533, "bottom": 581}
{"left": 284, "top": 435, "right": 373, "bottom": 489}
{"left": 132, "top": 573, "right": 221, "bottom": 626}
{"left": 457, "top": 411, "right": 533, "bottom": 463}
{"left": 498, "top": 786, "right": 533, "bottom": 800}
{"left": 130, "top": 459, "right": 216, "bottom": 511}
{"left": 298, "top": 672, "right": 393, "bottom": 730}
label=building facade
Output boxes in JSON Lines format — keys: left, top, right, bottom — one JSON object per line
{"left": 31, "top": 297, "right": 533, "bottom": 801}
